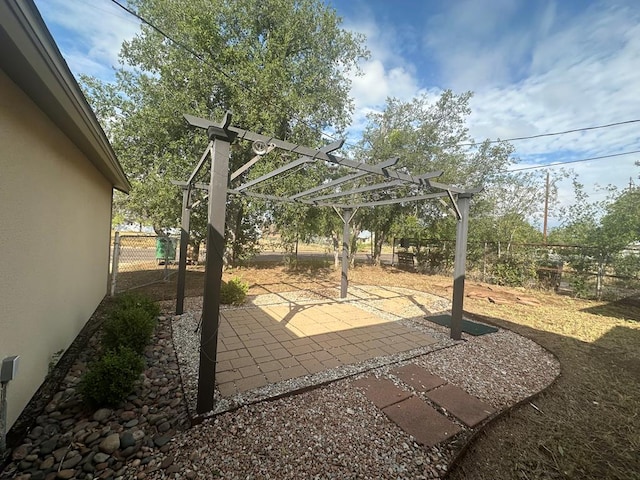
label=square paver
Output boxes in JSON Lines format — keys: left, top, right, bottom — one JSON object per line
{"left": 382, "top": 396, "right": 461, "bottom": 447}
{"left": 392, "top": 364, "right": 447, "bottom": 392}
{"left": 235, "top": 374, "right": 268, "bottom": 392}
{"left": 426, "top": 384, "right": 496, "bottom": 427}
{"left": 217, "top": 382, "right": 237, "bottom": 397}
{"left": 352, "top": 376, "right": 412, "bottom": 409}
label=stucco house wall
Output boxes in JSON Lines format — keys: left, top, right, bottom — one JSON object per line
{"left": 0, "top": 0, "right": 130, "bottom": 430}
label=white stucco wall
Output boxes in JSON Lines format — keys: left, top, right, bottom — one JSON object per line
{"left": 0, "top": 69, "right": 112, "bottom": 429}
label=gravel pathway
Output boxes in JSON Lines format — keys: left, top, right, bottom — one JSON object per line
{"left": 0, "top": 287, "right": 560, "bottom": 480}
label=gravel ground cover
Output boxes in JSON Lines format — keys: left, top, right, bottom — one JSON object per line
{"left": 149, "top": 287, "right": 559, "bottom": 479}
{"left": 0, "top": 270, "right": 560, "bottom": 480}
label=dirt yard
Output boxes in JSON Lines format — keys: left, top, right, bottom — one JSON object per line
{"left": 132, "top": 261, "right": 640, "bottom": 480}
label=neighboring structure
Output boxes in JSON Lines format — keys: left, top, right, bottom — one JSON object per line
{"left": 0, "top": 0, "right": 129, "bottom": 431}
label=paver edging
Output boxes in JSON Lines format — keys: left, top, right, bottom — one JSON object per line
{"left": 190, "top": 341, "right": 459, "bottom": 424}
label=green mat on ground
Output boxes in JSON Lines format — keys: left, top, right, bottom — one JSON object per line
{"left": 425, "top": 314, "right": 498, "bottom": 336}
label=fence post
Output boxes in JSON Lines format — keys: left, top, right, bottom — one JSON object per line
{"left": 110, "top": 232, "right": 120, "bottom": 297}
{"left": 391, "top": 237, "right": 395, "bottom": 266}
{"left": 483, "top": 242, "right": 487, "bottom": 282}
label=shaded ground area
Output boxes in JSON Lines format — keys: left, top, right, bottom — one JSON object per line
{"left": 130, "top": 261, "right": 640, "bottom": 479}
{"left": 446, "top": 301, "right": 640, "bottom": 480}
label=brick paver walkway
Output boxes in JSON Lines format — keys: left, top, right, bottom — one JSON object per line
{"left": 215, "top": 300, "right": 438, "bottom": 396}
{"left": 354, "top": 366, "right": 496, "bottom": 447}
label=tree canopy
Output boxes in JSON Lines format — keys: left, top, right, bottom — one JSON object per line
{"left": 83, "top": 0, "right": 368, "bottom": 261}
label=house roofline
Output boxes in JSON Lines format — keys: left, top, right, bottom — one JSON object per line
{"left": 0, "top": 0, "right": 130, "bottom": 193}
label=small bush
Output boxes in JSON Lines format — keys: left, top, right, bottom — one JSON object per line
{"left": 220, "top": 276, "right": 249, "bottom": 305}
{"left": 79, "top": 347, "right": 145, "bottom": 407}
{"left": 492, "top": 253, "right": 538, "bottom": 287}
{"left": 102, "top": 305, "right": 157, "bottom": 354}
{"left": 113, "top": 292, "right": 160, "bottom": 318}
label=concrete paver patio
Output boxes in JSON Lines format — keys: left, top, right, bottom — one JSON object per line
{"left": 215, "top": 295, "right": 440, "bottom": 396}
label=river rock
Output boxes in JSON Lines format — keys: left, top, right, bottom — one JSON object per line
{"left": 11, "top": 443, "right": 30, "bottom": 461}
{"left": 120, "top": 431, "right": 136, "bottom": 449}
{"left": 99, "top": 433, "right": 120, "bottom": 454}
{"left": 93, "top": 452, "right": 110, "bottom": 464}
{"left": 56, "top": 469, "right": 76, "bottom": 479}
{"left": 92, "top": 408, "right": 112, "bottom": 423}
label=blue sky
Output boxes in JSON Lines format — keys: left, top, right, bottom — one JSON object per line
{"left": 34, "top": 0, "right": 640, "bottom": 223}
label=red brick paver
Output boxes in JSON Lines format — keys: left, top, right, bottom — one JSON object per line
{"left": 352, "top": 376, "right": 412, "bottom": 409}
{"left": 382, "top": 396, "right": 461, "bottom": 447}
{"left": 392, "top": 364, "right": 447, "bottom": 392}
{"left": 426, "top": 384, "right": 496, "bottom": 427}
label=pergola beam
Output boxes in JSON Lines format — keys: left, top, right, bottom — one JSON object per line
{"left": 290, "top": 157, "right": 400, "bottom": 200}
{"left": 307, "top": 172, "right": 442, "bottom": 203}
{"left": 233, "top": 140, "right": 344, "bottom": 191}
{"left": 185, "top": 114, "right": 455, "bottom": 189}
{"left": 326, "top": 191, "right": 450, "bottom": 209}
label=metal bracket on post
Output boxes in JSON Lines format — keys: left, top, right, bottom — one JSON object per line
{"left": 230, "top": 143, "right": 276, "bottom": 181}
{"left": 446, "top": 190, "right": 462, "bottom": 220}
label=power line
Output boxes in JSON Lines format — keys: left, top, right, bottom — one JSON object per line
{"left": 506, "top": 149, "right": 640, "bottom": 172}
{"left": 463, "top": 119, "right": 640, "bottom": 147}
{"left": 107, "top": 1, "right": 640, "bottom": 156}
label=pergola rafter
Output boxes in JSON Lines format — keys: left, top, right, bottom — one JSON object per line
{"left": 289, "top": 157, "right": 399, "bottom": 200}
{"left": 178, "top": 112, "right": 479, "bottom": 415}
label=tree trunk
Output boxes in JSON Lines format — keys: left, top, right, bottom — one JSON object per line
{"left": 350, "top": 225, "right": 360, "bottom": 268}
{"left": 189, "top": 239, "right": 201, "bottom": 264}
{"left": 332, "top": 233, "right": 340, "bottom": 269}
{"left": 373, "top": 230, "right": 386, "bottom": 266}
{"left": 596, "top": 258, "right": 605, "bottom": 300}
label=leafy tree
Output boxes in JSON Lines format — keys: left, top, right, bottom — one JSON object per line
{"left": 549, "top": 179, "right": 640, "bottom": 298}
{"left": 349, "top": 91, "right": 518, "bottom": 265}
{"left": 82, "top": 0, "right": 368, "bottom": 263}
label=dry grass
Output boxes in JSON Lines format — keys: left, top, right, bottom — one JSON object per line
{"left": 130, "top": 259, "right": 640, "bottom": 480}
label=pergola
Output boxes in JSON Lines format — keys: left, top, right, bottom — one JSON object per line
{"left": 175, "top": 112, "right": 481, "bottom": 414}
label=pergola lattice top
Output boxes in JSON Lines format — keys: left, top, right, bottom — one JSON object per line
{"left": 184, "top": 113, "right": 480, "bottom": 211}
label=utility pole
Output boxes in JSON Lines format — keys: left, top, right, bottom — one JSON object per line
{"left": 543, "top": 171, "right": 550, "bottom": 244}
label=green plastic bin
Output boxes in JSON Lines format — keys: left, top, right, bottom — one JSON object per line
{"left": 155, "top": 236, "right": 176, "bottom": 265}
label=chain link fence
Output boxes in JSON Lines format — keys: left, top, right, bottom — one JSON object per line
{"left": 396, "top": 239, "right": 640, "bottom": 300}
{"left": 109, "top": 234, "right": 182, "bottom": 294}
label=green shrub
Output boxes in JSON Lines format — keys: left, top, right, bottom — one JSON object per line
{"left": 79, "top": 347, "right": 145, "bottom": 407}
{"left": 102, "top": 305, "right": 157, "bottom": 354}
{"left": 492, "top": 253, "right": 538, "bottom": 287}
{"left": 220, "top": 276, "right": 249, "bottom": 305}
{"left": 113, "top": 292, "right": 160, "bottom": 318}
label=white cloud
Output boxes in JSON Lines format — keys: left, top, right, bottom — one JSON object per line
{"left": 34, "top": 0, "right": 140, "bottom": 80}
{"left": 341, "top": 14, "right": 428, "bottom": 143}
{"left": 452, "top": 0, "right": 640, "bottom": 211}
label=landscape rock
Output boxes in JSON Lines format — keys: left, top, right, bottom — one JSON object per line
{"left": 99, "top": 433, "right": 121, "bottom": 454}
{"left": 1, "top": 318, "right": 188, "bottom": 480}
{"left": 92, "top": 409, "right": 112, "bottom": 423}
